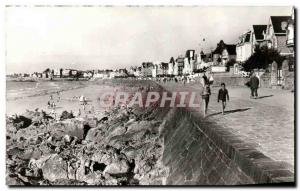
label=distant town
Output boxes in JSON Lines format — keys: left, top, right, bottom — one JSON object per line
{"left": 7, "top": 9, "right": 294, "bottom": 88}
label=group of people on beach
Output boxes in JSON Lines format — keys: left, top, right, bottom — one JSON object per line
{"left": 201, "top": 71, "right": 260, "bottom": 117}
{"left": 47, "top": 91, "right": 61, "bottom": 109}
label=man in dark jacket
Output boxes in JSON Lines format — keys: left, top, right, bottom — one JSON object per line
{"left": 249, "top": 73, "right": 259, "bottom": 98}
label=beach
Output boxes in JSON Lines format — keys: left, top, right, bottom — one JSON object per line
{"left": 6, "top": 79, "right": 170, "bottom": 185}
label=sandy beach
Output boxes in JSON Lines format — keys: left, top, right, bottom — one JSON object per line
{"left": 6, "top": 80, "right": 131, "bottom": 116}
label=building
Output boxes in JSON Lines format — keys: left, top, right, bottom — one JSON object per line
{"left": 263, "top": 16, "right": 292, "bottom": 56}
{"left": 252, "top": 25, "right": 267, "bottom": 50}
{"left": 173, "top": 60, "right": 179, "bottom": 76}
{"left": 168, "top": 57, "right": 175, "bottom": 76}
{"left": 183, "top": 50, "right": 196, "bottom": 75}
{"left": 133, "top": 67, "right": 142, "bottom": 77}
{"left": 93, "top": 70, "right": 111, "bottom": 79}
{"left": 212, "top": 40, "right": 226, "bottom": 65}
{"left": 221, "top": 44, "right": 237, "bottom": 66}
{"left": 83, "top": 71, "right": 93, "bottom": 78}
{"left": 152, "top": 64, "right": 157, "bottom": 78}
{"left": 161, "top": 62, "right": 169, "bottom": 76}
{"left": 236, "top": 31, "right": 253, "bottom": 63}
{"left": 53, "top": 69, "right": 61, "bottom": 77}
{"left": 114, "top": 69, "right": 128, "bottom": 78}
{"left": 153, "top": 62, "right": 168, "bottom": 77}
{"left": 142, "top": 62, "right": 154, "bottom": 77}
{"left": 62, "top": 69, "right": 78, "bottom": 77}
{"left": 175, "top": 56, "right": 185, "bottom": 76}
{"left": 286, "top": 8, "right": 294, "bottom": 54}
{"left": 153, "top": 61, "right": 162, "bottom": 77}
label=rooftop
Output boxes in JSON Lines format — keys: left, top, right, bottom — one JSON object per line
{"left": 270, "top": 16, "right": 291, "bottom": 34}
{"left": 253, "top": 25, "right": 267, "bottom": 40}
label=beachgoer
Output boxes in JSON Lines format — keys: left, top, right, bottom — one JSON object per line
{"left": 51, "top": 102, "right": 56, "bottom": 109}
{"left": 249, "top": 73, "right": 259, "bottom": 98}
{"left": 217, "top": 83, "right": 230, "bottom": 115}
{"left": 202, "top": 73, "right": 209, "bottom": 85}
{"left": 57, "top": 91, "right": 61, "bottom": 102}
{"left": 209, "top": 75, "right": 214, "bottom": 85}
{"left": 201, "top": 84, "right": 211, "bottom": 117}
{"left": 79, "top": 95, "right": 87, "bottom": 110}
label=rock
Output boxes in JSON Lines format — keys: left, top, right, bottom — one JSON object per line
{"left": 23, "top": 110, "right": 53, "bottom": 126}
{"left": 42, "top": 154, "right": 69, "bottom": 182}
{"left": 15, "top": 125, "right": 48, "bottom": 144}
{"left": 91, "top": 152, "right": 113, "bottom": 165}
{"left": 50, "top": 179, "right": 87, "bottom": 186}
{"left": 12, "top": 115, "right": 32, "bottom": 130}
{"left": 104, "top": 159, "right": 130, "bottom": 176}
{"left": 81, "top": 173, "right": 104, "bottom": 185}
{"left": 6, "top": 175, "right": 25, "bottom": 186}
{"left": 7, "top": 147, "right": 25, "bottom": 158}
{"left": 99, "top": 116, "right": 108, "bottom": 122}
{"left": 84, "top": 127, "right": 104, "bottom": 143}
{"left": 48, "top": 120, "right": 85, "bottom": 140}
{"left": 63, "top": 135, "right": 71, "bottom": 143}
{"left": 122, "top": 146, "right": 139, "bottom": 160}
{"left": 60, "top": 111, "right": 74, "bottom": 120}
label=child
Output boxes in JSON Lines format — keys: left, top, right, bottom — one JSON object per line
{"left": 218, "top": 83, "right": 229, "bottom": 115}
{"left": 202, "top": 84, "right": 211, "bottom": 117}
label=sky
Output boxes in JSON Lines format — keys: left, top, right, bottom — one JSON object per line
{"left": 5, "top": 6, "right": 292, "bottom": 74}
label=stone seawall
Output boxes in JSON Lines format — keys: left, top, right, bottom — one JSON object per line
{"left": 160, "top": 107, "right": 294, "bottom": 185}
{"left": 210, "top": 75, "right": 272, "bottom": 88}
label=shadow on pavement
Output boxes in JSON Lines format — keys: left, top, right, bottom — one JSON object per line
{"left": 206, "top": 107, "right": 251, "bottom": 118}
{"left": 255, "top": 95, "right": 274, "bottom": 99}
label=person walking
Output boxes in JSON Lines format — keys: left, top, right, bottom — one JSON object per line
{"left": 202, "top": 84, "right": 211, "bottom": 117}
{"left": 80, "top": 95, "right": 87, "bottom": 110}
{"left": 249, "top": 72, "right": 259, "bottom": 99}
{"left": 217, "top": 83, "right": 229, "bottom": 115}
{"left": 201, "top": 73, "right": 209, "bottom": 87}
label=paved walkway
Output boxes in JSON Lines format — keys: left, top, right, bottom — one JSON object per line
{"left": 161, "top": 82, "right": 294, "bottom": 172}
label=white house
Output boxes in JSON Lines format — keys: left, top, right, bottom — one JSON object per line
{"left": 236, "top": 31, "right": 253, "bottom": 63}
{"left": 168, "top": 57, "right": 175, "bottom": 76}
{"left": 221, "top": 45, "right": 236, "bottom": 66}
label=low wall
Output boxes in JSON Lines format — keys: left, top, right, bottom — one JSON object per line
{"left": 283, "top": 72, "right": 294, "bottom": 90}
{"left": 211, "top": 76, "right": 248, "bottom": 87}
{"left": 161, "top": 107, "right": 294, "bottom": 185}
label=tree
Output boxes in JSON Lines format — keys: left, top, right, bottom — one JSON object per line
{"left": 242, "top": 46, "right": 285, "bottom": 72}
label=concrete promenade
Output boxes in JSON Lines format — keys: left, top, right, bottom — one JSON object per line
{"left": 160, "top": 82, "right": 294, "bottom": 173}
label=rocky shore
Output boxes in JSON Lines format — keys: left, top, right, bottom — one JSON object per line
{"left": 6, "top": 81, "right": 170, "bottom": 186}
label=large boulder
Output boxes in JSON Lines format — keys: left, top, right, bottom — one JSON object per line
{"left": 48, "top": 120, "right": 85, "bottom": 140}
{"left": 60, "top": 111, "right": 74, "bottom": 120}
{"left": 12, "top": 115, "right": 32, "bottom": 130}
{"left": 103, "top": 159, "right": 130, "bottom": 176}
{"left": 41, "top": 154, "right": 68, "bottom": 182}
{"left": 84, "top": 127, "right": 104, "bottom": 143}
{"left": 23, "top": 110, "right": 53, "bottom": 126}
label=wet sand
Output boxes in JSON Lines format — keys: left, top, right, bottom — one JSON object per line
{"left": 6, "top": 83, "right": 120, "bottom": 116}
